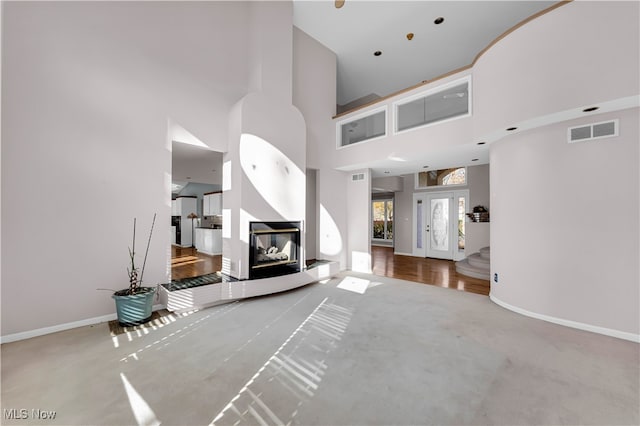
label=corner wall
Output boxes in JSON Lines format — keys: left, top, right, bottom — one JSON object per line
{"left": 1, "top": 1, "right": 249, "bottom": 337}
{"left": 490, "top": 108, "right": 639, "bottom": 339}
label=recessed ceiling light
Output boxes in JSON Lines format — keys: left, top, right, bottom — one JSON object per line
{"left": 374, "top": 50, "right": 382, "bottom": 56}
{"left": 406, "top": 32, "right": 414, "bottom": 41}
{"left": 477, "top": 141, "right": 486, "bottom": 145}
{"left": 422, "top": 165, "right": 429, "bottom": 169}
{"left": 434, "top": 17, "right": 444, "bottom": 25}
{"left": 506, "top": 127, "right": 517, "bottom": 131}
{"left": 471, "top": 158, "right": 479, "bottom": 161}
{"left": 583, "top": 106, "right": 599, "bottom": 112}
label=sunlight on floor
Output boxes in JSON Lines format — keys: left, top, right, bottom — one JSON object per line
{"left": 336, "top": 276, "right": 383, "bottom": 294}
{"left": 210, "top": 297, "right": 354, "bottom": 426}
{"left": 120, "top": 372, "right": 160, "bottom": 426}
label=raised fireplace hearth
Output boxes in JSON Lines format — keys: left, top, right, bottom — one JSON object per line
{"left": 249, "top": 221, "right": 301, "bottom": 279}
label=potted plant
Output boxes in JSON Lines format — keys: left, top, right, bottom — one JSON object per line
{"left": 467, "top": 205, "right": 490, "bottom": 222}
{"left": 112, "top": 214, "right": 157, "bottom": 326}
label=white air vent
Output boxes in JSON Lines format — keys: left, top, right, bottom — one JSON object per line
{"left": 568, "top": 119, "right": 618, "bottom": 143}
{"left": 351, "top": 173, "right": 365, "bottom": 181}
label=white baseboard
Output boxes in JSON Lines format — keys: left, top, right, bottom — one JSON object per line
{"left": 393, "top": 251, "right": 415, "bottom": 257}
{"left": 0, "top": 304, "right": 166, "bottom": 344}
{"left": 490, "top": 293, "right": 639, "bottom": 343}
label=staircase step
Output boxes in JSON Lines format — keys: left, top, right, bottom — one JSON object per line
{"left": 455, "top": 259, "right": 490, "bottom": 280}
{"left": 468, "top": 252, "right": 490, "bottom": 269}
{"left": 479, "top": 246, "right": 491, "bottom": 260}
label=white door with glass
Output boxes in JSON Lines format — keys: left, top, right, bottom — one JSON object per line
{"left": 426, "top": 193, "right": 453, "bottom": 259}
{"left": 413, "top": 191, "right": 467, "bottom": 260}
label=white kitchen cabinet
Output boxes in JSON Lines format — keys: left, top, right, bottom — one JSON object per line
{"left": 195, "top": 228, "right": 222, "bottom": 255}
{"left": 203, "top": 192, "right": 222, "bottom": 216}
{"left": 174, "top": 197, "right": 197, "bottom": 217}
{"left": 203, "top": 195, "right": 210, "bottom": 216}
{"left": 210, "top": 193, "right": 222, "bottom": 215}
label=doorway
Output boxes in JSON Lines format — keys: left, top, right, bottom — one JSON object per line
{"left": 372, "top": 198, "right": 394, "bottom": 247}
{"left": 412, "top": 190, "right": 468, "bottom": 260}
{"left": 171, "top": 138, "right": 224, "bottom": 280}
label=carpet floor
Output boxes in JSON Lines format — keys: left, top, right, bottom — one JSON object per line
{"left": 1, "top": 271, "right": 638, "bottom": 425}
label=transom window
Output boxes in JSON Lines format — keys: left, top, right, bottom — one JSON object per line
{"left": 416, "top": 167, "right": 466, "bottom": 188}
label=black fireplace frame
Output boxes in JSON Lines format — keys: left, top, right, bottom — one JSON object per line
{"left": 249, "top": 221, "right": 302, "bottom": 280}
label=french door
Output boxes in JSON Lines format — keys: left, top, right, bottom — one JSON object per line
{"left": 412, "top": 190, "right": 467, "bottom": 260}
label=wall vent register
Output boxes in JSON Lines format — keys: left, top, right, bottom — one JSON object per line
{"left": 352, "top": 173, "right": 365, "bottom": 181}
{"left": 568, "top": 119, "right": 618, "bottom": 143}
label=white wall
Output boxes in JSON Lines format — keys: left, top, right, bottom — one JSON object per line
{"left": 317, "top": 169, "right": 348, "bottom": 270}
{"left": 1, "top": 1, "right": 249, "bottom": 336}
{"left": 473, "top": 1, "right": 639, "bottom": 139}
{"left": 393, "top": 176, "right": 414, "bottom": 255}
{"left": 222, "top": 1, "right": 306, "bottom": 280}
{"left": 292, "top": 27, "right": 337, "bottom": 170}
{"left": 464, "top": 164, "right": 491, "bottom": 255}
{"left": 347, "top": 169, "right": 372, "bottom": 272}
{"left": 372, "top": 176, "right": 403, "bottom": 192}
{"left": 292, "top": 26, "right": 339, "bottom": 265}
{"left": 305, "top": 169, "right": 318, "bottom": 260}
{"left": 490, "top": 108, "right": 639, "bottom": 338}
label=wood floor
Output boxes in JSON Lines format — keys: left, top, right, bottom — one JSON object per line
{"left": 371, "top": 246, "right": 490, "bottom": 296}
{"left": 171, "top": 245, "right": 490, "bottom": 296}
{"left": 171, "top": 246, "right": 221, "bottom": 281}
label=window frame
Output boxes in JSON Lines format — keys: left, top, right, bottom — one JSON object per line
{"left": 393, "top": 76, "right": 472, "bottom": 135}
{"left": 372, "top": 198, "right": 394, "bottom": 242}
{"left": 336, "top": 105, "right": 388, "bottom": 149}
{"left": 414, "top": 167, "right": 468, "bottom": 190}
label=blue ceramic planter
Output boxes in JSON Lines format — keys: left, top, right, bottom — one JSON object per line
{"left": 112, "top": 287, "right": 156, "bottom": 326}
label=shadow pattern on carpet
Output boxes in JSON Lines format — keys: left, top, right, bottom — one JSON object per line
{"left": 108, "top": 309, "right": 174, "bottom": 336}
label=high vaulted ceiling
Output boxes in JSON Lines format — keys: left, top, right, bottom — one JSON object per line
{"left": 293, "top": 0, "right": 558, "bottom": 109}
{"left": 174, "top": 1, "right": 563, "bottom": 185}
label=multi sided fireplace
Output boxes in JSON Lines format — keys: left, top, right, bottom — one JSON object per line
{"left": 249, "top": 221, "right": 301, "bottom": 279}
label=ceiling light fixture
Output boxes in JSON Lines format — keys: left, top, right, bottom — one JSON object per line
{"left": 434, "top": 17, "right": 444, "bottom": 25}
{"left": 471, "top": 158, "right": 479, "bottom": 161}
{"left": 477, "top": 142, "right": 486, "bottom": 145}
{"left": 583, "top": 106, "right": 599, "bottom": 112}
{"left": 422, "top": 165, "right": 429, "bottom": 169}
{"left": 506, "top": 127, "right": 517, "bottom": 131}
{"left": 335, "top": 0, "right": 345, "bottom": 9}
{"left": 384, "top": 171, "right": 390, "bottom": 174}
{"left": 374, "top": 50, "right": 382, "bottom": 57}
{"left": 406, "top": 32, "right": 414, "bottom": 41}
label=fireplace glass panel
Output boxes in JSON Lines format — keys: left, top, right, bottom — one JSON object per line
{"left": 253, "top": 231, "right": 298, "bottom": 268}
{"left": 249, "top": 222, "right": 301, "bottom": 279}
